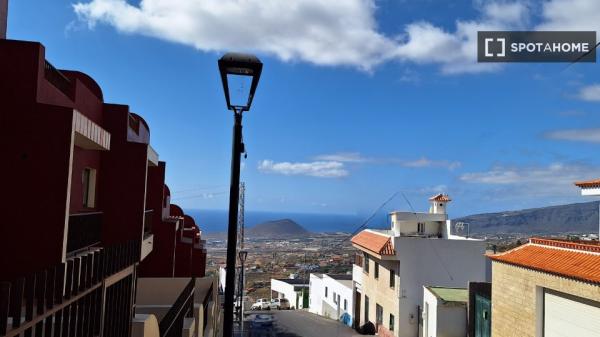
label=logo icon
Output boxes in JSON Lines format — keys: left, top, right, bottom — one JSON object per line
{"left": 484, "top": 37, "right": 505, "bottom": 57}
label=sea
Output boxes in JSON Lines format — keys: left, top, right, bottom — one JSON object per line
{"left": 183, "top": 209, "right": 389, "bottom": 234}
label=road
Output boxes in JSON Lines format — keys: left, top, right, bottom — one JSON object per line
{"left": 240, "top": 310, "right": 362, "bottom": 337}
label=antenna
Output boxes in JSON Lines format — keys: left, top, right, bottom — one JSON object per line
{"left": 238, "top": 182, "right": 245, "bottom": 250}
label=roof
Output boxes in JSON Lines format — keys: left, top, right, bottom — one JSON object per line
{"left": 426, "top": 287, "right": 468, "bottom": 303}
{"left": 489, "top": 238, "right": 600, "bottom": 284}
{"left": 351, "top": 231, "right": 395, "bottom": 256}
{"left": 274, "top": 278, "right": 308, "bottom": 285}
{"left": 429, "top": 193, "right": 451, "bottom": 202}
{"left": 327, "top": 274, "right": 352, "bottom": 281}
{"left": 575, "top": 178, "right": 600, "bottom": 188}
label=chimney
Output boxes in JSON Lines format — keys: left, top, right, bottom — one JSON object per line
{"left": 0, "top": 0, "right": 7, "bottom": 39}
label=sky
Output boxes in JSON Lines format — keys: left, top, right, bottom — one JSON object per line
{"left": 7, "top": 0, "right": 600, "bottom": 217}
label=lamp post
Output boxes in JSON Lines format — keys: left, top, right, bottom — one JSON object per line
{"left": 218, "top": 52, "right": 262, "bottom": 337}
{"left": 238, "top": 250, "right": 248, "bottom": 325}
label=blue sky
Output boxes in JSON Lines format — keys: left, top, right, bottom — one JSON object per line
{"left": 7, "top": 0, "right": 600, "bottom": 217}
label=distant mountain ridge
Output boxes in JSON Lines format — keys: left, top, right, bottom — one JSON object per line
{"left": 246, "top": 218, "right": 309, "bottom": 238}
{"left": 455, "top": 201, "right": 600, "bottom": 234}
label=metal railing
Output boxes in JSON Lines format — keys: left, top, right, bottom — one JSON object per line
{"left": 159, "top": 278, "right": 195, "bottom": 337}
{"left": 44, "top": 60, "right": 71, "bottom": 97}
{"left": 0, "top": 240, "right": 140, "bottom": 337}
{"left": 67, "top": 212, "right": 103, "bottom": 254}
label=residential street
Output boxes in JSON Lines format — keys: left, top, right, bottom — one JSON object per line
{"left": 239, "top": 310, "right": 362, "bottom": 337}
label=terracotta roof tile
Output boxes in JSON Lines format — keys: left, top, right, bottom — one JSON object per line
{"left": 351, "top": 231, "right": 395, "bottom": 256}
{"left": 489, "top": 238, "right": 600, "bottom": 284}
{"left": 575, "top": 178, "right": 600, "bottom": 188}
{"left": 429, "top": 193, "right": 451, "bottom": 202}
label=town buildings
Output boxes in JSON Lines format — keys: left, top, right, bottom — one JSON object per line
{"left": 351, "top": 194, "right": 488, "bottom": 337}
{"left": 489, "top": 237, "right": 600, "bottom": 337}
{"left": 308, "top": 274, "right": 354, "bottom": 326}
{"left": 0, "top": 36, "right": 214, "bottom": 337}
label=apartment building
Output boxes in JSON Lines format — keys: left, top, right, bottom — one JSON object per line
{"left": 308, "top": 274, "right": 354, "bottom": 326}
{"left": 351, "top": 194, "right": 487, "bottom": 337}
{"left": 0, "top": 38, "right": 213, "bottom": 337}
{"left": 490, "top": 237, "right": 600, "bottom": 337}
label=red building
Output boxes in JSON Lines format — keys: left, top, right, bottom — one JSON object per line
{"left": 0, "top": 38, "right": 207, "bottom": 337}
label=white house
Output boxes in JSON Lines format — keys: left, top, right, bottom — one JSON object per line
{"left": 422, "top": 286, "right": 468, "bottom": 337}
{"left": 351, "top": 194, "right": 488, "bottom": 337}
{"left": 308, "top": 273, "right": 354, "bottom": 326}
{"left": 270, "top": 278, "right": 309, "bottom": 309}
{"left": 309, "top": 273, "right": 324, "bottom": 315}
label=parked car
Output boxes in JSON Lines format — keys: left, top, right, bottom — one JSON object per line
{"left": 269, "top": 298, "right": 290, "bottom": 310}
{"left": 250, "top": 298, "right": 271, "bottom": 310}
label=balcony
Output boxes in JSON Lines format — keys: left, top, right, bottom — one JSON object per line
{"left": 144, "top": 210, "right": 153, "bottom": 238}
{"left": 66, "top": 212, "right": 102, "bottom": 254}
{"left": 44, "top": 60, "right": 72, "bottom": 98}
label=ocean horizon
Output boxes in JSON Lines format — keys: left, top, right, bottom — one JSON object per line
{"left": 183, "top": 208, "right": 389, "bottom": 234}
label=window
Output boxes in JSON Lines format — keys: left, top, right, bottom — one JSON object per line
{"left": 389, "top": 314, "right": 395, "bottom": 331}
{"left": 333, "top": 291, "right": 337, "bottom": 303}
{"left": 325, "top": 287, "right": 328, "bottom": 298}
{"left": 344, "top": 299, "right": 348, "bottom": 311}
{"left": 390, "top": 269, "right": 395, "bottom": 288}
{"left": 374, "top": 262, "right": 379, "bottom": 279}
{"left": 337, "top": 294, "right": 340, "bottom": 306}
{"left": 364, "top": 296, "right": 369, "bottom": 322}
{"left": 376, "top": 304, "right": 383, "bottom": 327}
{"left": 417, "top": 222, "right": 425, "bottom": 233}
{"left": 364, "top": 254, "right": 370, "bottom": 274}
{"left": 82, "top": 168, "right": 96, "bottom": 208}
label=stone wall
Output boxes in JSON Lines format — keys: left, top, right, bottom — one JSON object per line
{"left": 491, "top": 261, "right": 600, "bottom": 337}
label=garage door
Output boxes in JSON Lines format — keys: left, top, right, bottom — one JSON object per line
{"left": 544, "top": 290, "right": 600, "bottom": 337}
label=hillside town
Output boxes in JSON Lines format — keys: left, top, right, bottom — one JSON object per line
{"left": 3, "top": 1, "right": 600, "bottom": 337}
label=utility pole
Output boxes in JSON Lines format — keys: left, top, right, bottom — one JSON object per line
{"left": 237, "top": 182, "right": 245, "bottom": 325}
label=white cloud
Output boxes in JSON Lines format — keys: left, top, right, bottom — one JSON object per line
{"left": 399, "top": 157, "right": 462, "bottom": 170}
{"left": 313, "top": 152, "right": 370, "bottom": 163}
{"left": 73, "top": 0, "right": 531, "bottom": 74}
{"left": 258, "top": 159, "right": 348, "bottom": 178}
{"left": 576, "top": 84, "right": 600, "bottom": 102}
{"left": 544, "top": 128, "right": 600, "bottom": 143}
{"left": 460, "top": 162, "right": 597, "bottom": 197}
{"left": 537, "top": 0, "right": 600, "bottom": 32}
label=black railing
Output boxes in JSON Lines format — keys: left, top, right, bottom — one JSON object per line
{"left": 44, "top": 60, "right": 71, "bottom": 97}
{"left": 67, "top": 212, "right": 103, "bottom": 254}
{"left": 143, "top": 210, "right": 153, "bottom": 238}
{"left": 0, "top": 240, "right": 140, "bottom": 337}
{"left": 159, "top": 278, "right": 195, "bottom": 337}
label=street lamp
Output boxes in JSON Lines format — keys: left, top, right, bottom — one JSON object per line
{"left": 219, "top": 52, "right": 262, "bottom": 337}
{"left": 238, "top": 250, "right": 248, "bottom": 325}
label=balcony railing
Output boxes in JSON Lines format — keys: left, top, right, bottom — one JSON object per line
{"left": 159, "top": 278, "right": 195, "bottom": 337}
{"left": 0, "top": 240, "right": 140, "bottom": 337}
{"left": 44, "top": 60, "right": 71, "bottom": 97}
{"left": 67, "top": 212, "right": 102, "bottom": 254}
{"left": 144, "top": 210, "right": 153, "bottom": 238}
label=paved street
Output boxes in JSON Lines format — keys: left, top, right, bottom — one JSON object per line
{"left": 239, "top": 310, "right": 362, "bottom": 337}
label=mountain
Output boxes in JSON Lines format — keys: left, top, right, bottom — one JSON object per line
{"left": 455, "top": 201, "right": 600, "bottom": 234}
{"left": 246, "top": 219, "right": 310, "bottom": 238}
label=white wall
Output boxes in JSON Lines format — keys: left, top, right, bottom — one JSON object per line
{"left": 271, "top": 279, "right": 305, "bottom": 309}
{"left": 423, "top": 288, "right": 438, "bottom": 337}
{"left": 309, "top": 274, "right": 324, "bottom": 315}
{"left": 325, "top": 276, "right": 353, "bottom": 325}
{"left": 437, "top": 305, "right": 466, "bottom": 337}
{"left": 396, "top": 237, "right": 487, "bottom": 337}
